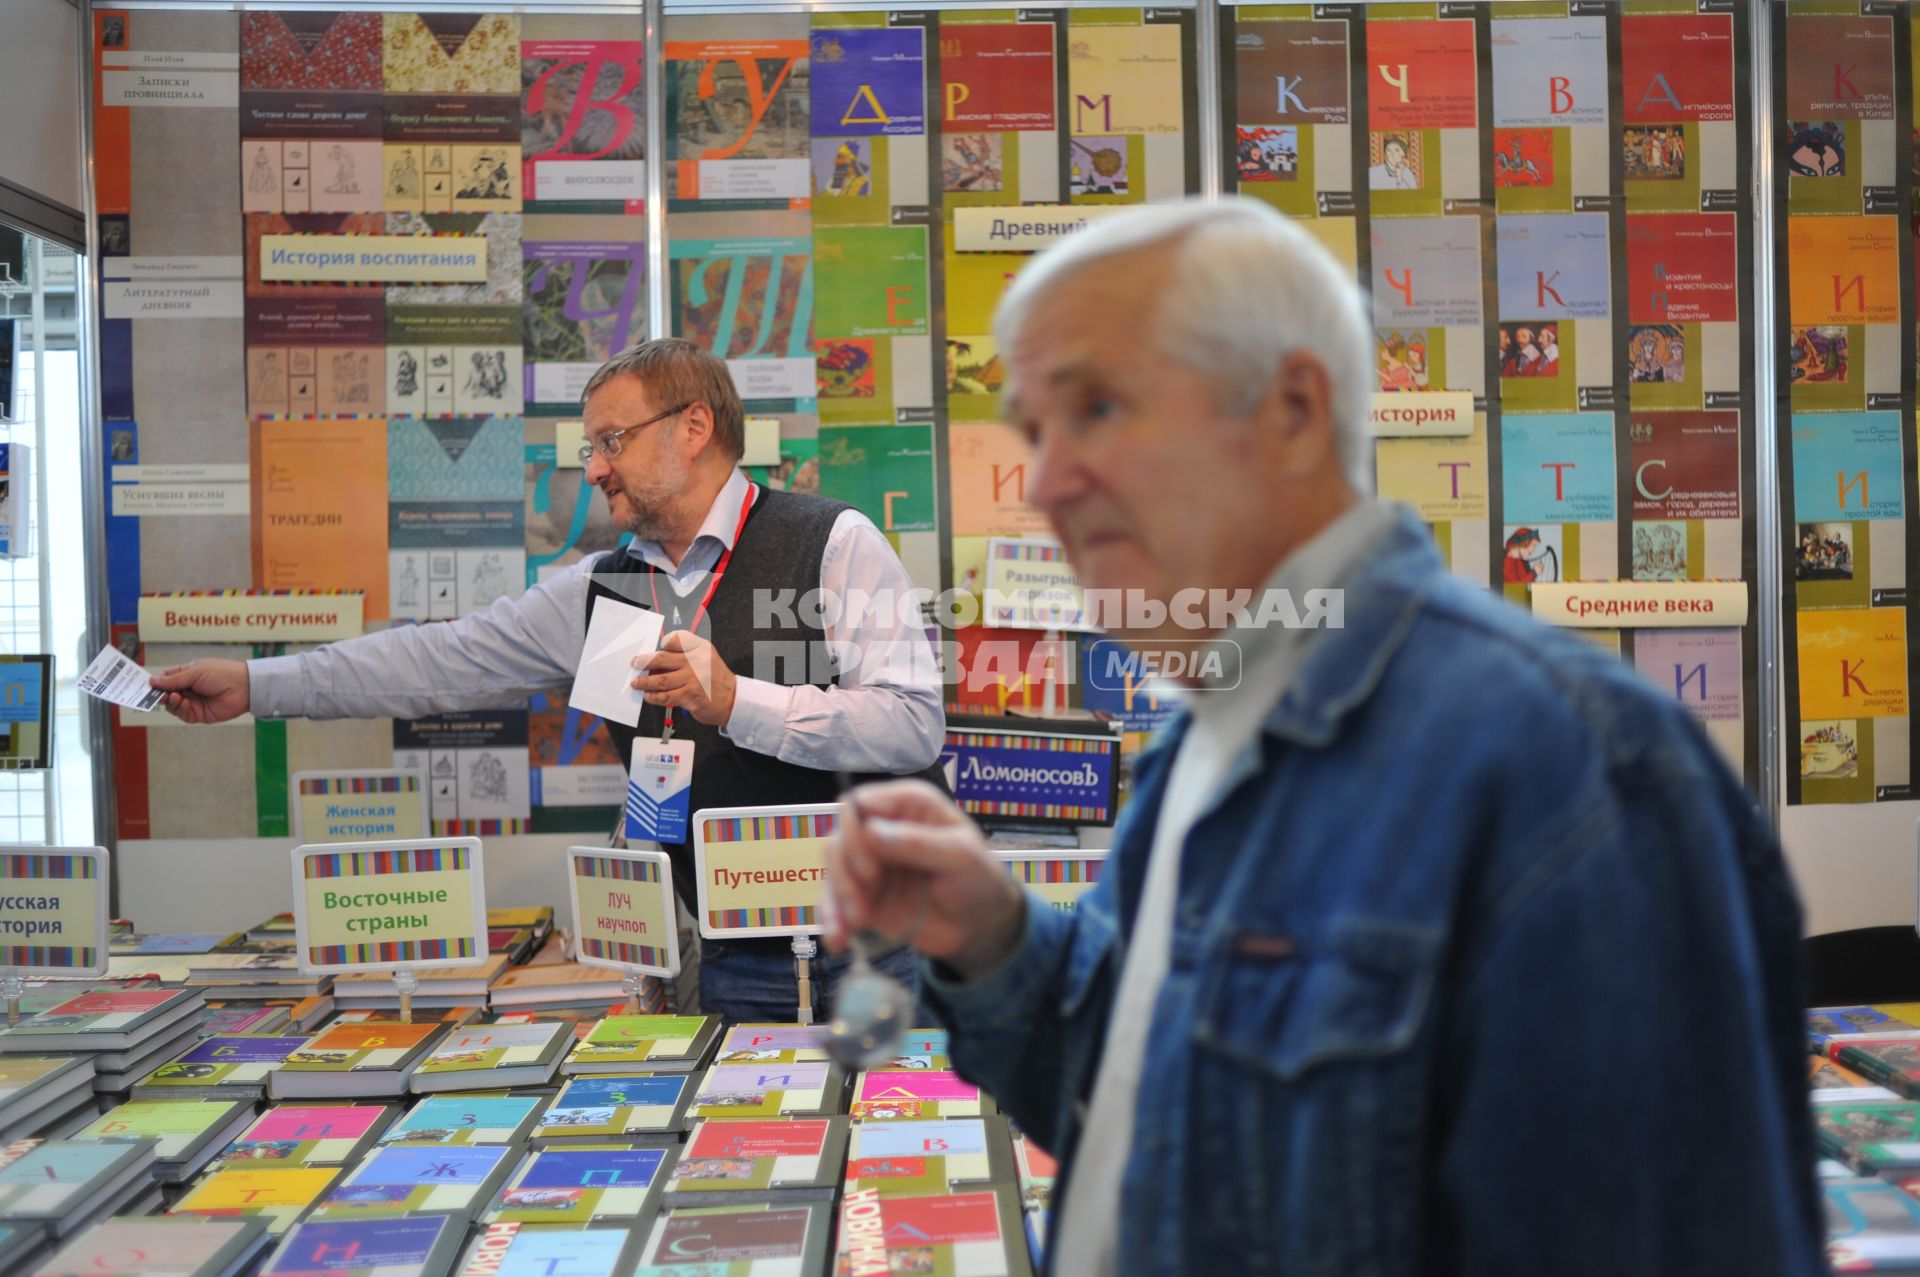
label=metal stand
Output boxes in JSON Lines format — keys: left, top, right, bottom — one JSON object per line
{"left": 791, "top": 934, "right": 817, "bottom": 1026}
{"left": 0, "top": 972, "right": 22, "bottom": 1027}
{"left": 394, "top": 969, "right": 420, "bottom": 1025}
{"left": 622, "top": 970, "right": 645, "bottom": 1014}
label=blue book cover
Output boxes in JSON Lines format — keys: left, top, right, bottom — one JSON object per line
{"left": 265, "top": 1215, "right": 455, "bottom": 1272}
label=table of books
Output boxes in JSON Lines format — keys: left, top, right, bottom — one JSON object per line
{"left": 0, "top": 907, "right": 1054, "bottom": 1277}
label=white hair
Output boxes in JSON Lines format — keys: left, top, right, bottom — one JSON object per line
{"left": 993, "top": 196, "right": 1375, "bottom": 494}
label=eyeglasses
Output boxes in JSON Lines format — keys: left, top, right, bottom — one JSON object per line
{"left": 578, "top": 403, "right": 690, "bottom": 464}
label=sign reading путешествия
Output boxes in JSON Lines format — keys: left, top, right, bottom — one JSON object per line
{"left": 258, "top": 234, "right": 488, "bottom": 284}
{"left": 0, "top": 847, "right": 110, "bottom": 977}
{"left": 694, "top": 805, "right": 839, "bottom": 939}
{"left": 568, "top": 847, "right": 679, "bottom": 978}
{"left": 292, "top": 838, "right": 487, "bottom": 975}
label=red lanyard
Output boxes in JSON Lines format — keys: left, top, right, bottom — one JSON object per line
{"left": 648, "top": 482, "right": 757, "bottom": 738}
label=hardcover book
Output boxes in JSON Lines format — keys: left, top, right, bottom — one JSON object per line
{"left": 454, "top": 1221, "right": 638, "bottom": 1276}
{"left": 1826, "top": 1175, "right": 1920, "bottom": 1271}
{"left": 34, "top": 1215, "right": 271, "bottom": 1277}
{"left": 844, "top": 1117, "right": 1015, "bottom": 1197}
{"left": 689, "top": 1063, "right": 845, "bottom": 1120}
{"left": 715, "top": 1023, "right": 832, "bottom": 1064}
{"left": 307, "top": 1144, "right": 519, "bottom": 1222}
{"left": 271, "top": 1022, "right": 448, "bottom": 1099}
{"left": 133, "top": 1035, "right": 311, "bottom": 1101}
{"left": 0, "top": 988, "right": 205, "bottom": 1054}
{"left": 666, "top": 1117, "right": 848, "bottom": 1202}
{"left": 171, "top": 1165, "right": 345, "bottom": 1236}
{"left": 850, "top": 1069, "right": 993, "bottom": 1121}
{"left": 379, "top": 1094, "right": 547, "bottom": 1147}
{"left": 483, "top": 1143, "right": 674, "bottom": 1227}
{"left": 0, "top": 1057, "right": 94, "bottom": 1131}
{"left": 410, "top": 1022, "right": 569, "bottom": 1093}
{"left": 1817, "top": 1102, "right": 1920, "bottom": 1172}
{"left": 533, "top": 1073, "right": 694, "bottom": 1142}
{"left": 0, "top": 1137, "right": 156, "bottom": 1236}
{"left": 1813, "top": 1056, "right": 1901, "bottom": 1105}
{"left": 1836, "top": 1038, "right": 1920, "bottom": 1101}
{"left": 836, "top": 1185, "right": 1033, "bottom": 1277}
{"left": 260, "top": 1214, "right": 466, "bottom": 1277}
{"left": 637, "top": 1200, "right": 834, "bottom": 1275}
{"left": 215, "top": 1104, "right": 396, "bottom": 1167}
{"left": 71, "top": 1098, "right": 253, "bottom": 1182}
{"left": 561, "top": 1015, "right": 719, "bottom": 1073}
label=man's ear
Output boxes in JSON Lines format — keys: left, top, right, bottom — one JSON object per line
{"left": 1269, "top": 350, "right": 1339, "bottom": 472}
{"left": 680, "top": 401, "right": 718, "bottom": 459}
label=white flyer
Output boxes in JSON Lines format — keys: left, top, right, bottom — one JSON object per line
{"left": 568, "top": 596, "right": 665, "bottom": 727}
{"left": 77, "top": 645, "right": 165, "bottom": 712}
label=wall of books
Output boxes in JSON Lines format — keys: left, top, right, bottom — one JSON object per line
{"left": 87, "top": 0, "right": 1920, "bottom": 870}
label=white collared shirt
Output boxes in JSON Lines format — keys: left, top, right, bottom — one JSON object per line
{"left": 249, "top": 468, "right": 945, "bottom": 774}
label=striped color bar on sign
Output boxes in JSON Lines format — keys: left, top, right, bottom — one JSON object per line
{"left": 0, "top": 854, "right": 97, "bottom": 968}
{"left": 705, "top": 905, "right": 818, "bottom": 930}
{"left": 1009, "top": 859, "right": 1102, "bottom": 886}
{"left": 947, "top": 732, "right": 1106, "bottom": 754}
{"left": 298, "top": 775, "right": 418, "bottom": 796}
{"left": 701, "top": 812, "right": 838, "bottom": 843}
{"left": 303, "top": 845, "right": 468, "bottom": 878}
{"left": 578, "top": 856, "right": 661, "bottom": 884}
{"left": 993, "top": 542, "right": 1067, "bottom": 561}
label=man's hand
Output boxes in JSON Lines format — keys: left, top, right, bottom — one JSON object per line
{"left": 823, "top": 780, "right": 1028, "bottom": 982}
{"left": 631, "top": 631, "right": 737, "bottom": 727}
{"left": 148, "top": 659, "right": 252, "bottom": 725}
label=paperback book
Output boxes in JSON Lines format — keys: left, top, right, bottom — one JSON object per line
{"left": 850, "top": 1069, "right": 993, "bottom": 1121}
{"left": 0, "top": 1137, "right": 157, "bottom": 1237}
{"left": 134, "top": 1035, "right": 313, "bottom": 1101}
{"left": 835, "top": 1185, "right": 1033, "bottom": 1277}
{"left": 261, "top": 1214, "right": 467, "bottom": 1277}
{"left": 410, "top": 1022, "right": 569, "bottom": 1092}
{"left": 561, "top": 1015, "right": 720, "bottom": 1073}
{"left": 635, "top": 1200, "right": 834, "bottom": 1275}
{"left": 171, "top": 1165, "right": 345, "bottom": 1237}
{"left": 215, "top": 1103, "right": 396, "bottom": 1167}
{"left": 689, "top": 1063, "right": 845, "bottom": 1120}
{"left": 271, "top": 1022, "right": 448, "bottom": 1099}
{"left": 844, "top": 1117, "right": 1015, "bottom": 1197}
{"left": 72, "top": 1098, "right": 253, "bottom": 1182}
{"left": 307, "top": 1143, "right": 519, "bottom": 1222}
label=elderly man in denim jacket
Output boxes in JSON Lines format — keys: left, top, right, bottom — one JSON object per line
{"left": 823, "top": 198, "right": 1822, "bottom": 1275}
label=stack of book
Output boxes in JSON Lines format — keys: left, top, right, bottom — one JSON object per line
{"left": 0, "top": 1137, "right": 161, "bottom": 1258}
{"left": 131, "top": 1034, "right": 312, "bottom": 1102}
{"left": 269, "top": 1022, "right": 449, "bottom": 1100}
{"left": 70, "top": 1098, "right": 254, "bottom": 1184}
{"left": 185, "top": 954, "right": 330, "bottom": 1002}
{"left": 0, "top": 1056, "right": 100, "bottom": 1142}
{"left": 37, "top": 1216, "right": 272, "bottom": 1277}
{"left": 332, "top": 957, "right": 511, "bottom": 1013}
{"left": 0, "top": 987, "right": 207, "bottom": 1103}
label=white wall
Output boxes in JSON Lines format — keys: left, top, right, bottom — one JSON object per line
{"left": 0, "top": 0, "right": 83, "bottom": 214}
{"left": 1784, "top": 805, "right": 1917, "bottom": 937}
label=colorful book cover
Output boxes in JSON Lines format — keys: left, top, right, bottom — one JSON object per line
{"left": 844, "top": 1117, "right": 1012, "bottom": 1197}
{"left": 456, "top": 1221, "right": 638, "bottom": 1276}
{"left": 487, "top": 907, "right": 555, "bottom": 935}
{"left": 564, "top": 1014, "right": 719, "bottom": 1071}
{"left": 666, "top": 39, "right": 811, "bottom": 205}
{"left": 1826, "top": 1176, "right": 1920, "bottom": 1271}
{"left": 669, "top": 235, "right": 815, "bottom": 406}
{"left": 811, "top": 26, "right": 925, "bottom": 139}
{"left": 37, "top": 1216, "right": 270, "bottom": 1277}
{"left": 836, "top": 1186, "right": 1028, "bottom": 1277}
{"left": 249, "top": 417, "right": 391, "bottom": 622}
{"left": 1499, "top": 413, "right": 1616, "bottom": 525}
{"left": 0, "top": 1056, "right": 90, "bottom": 1106}
{"left": 817, "top": 424, "right": 936, "bottom": 533}
{"left": 716, "top": 1023, "right": 833, "bottom": 1063}
{"left": 536, "top": 1074, "right": 694, "bottom": 1141}
{"left": 1818, "top": 1102, "right": 1920, "bottom": 1171}
{"left": 0, "top": 987, "right": 192, "bottom": 1042}
{"left": 136, "top": 1035, "right": 311, "bottom": 1098}
{"left": 636, "top": 1200, "right": 831, "bottom": 1274}
{"left": 941, "top": 22, "right": 1055, "bottom": 133}
{"left": 279, "top": 1023, "right": 447, "bottom": 1078}
{"left": 391, "top": 711, "right": 532, "bottom": 837}
{"left": 851, "top": 1070, "right": 992, "bottom": 1121}
{"left": 310, "top": 1144, "right": 517, "bottom": 1221}
{"left": 263, "top": 1214, "right": 464, "bottom": 1277}
{"left": 667, "top": 1117, "right": 845, "bottom": 1197}
{"left": 172, "top": 1165, "right": 345, "bottom": 1236}
{"left": 412, "top": 1021, "right": 568, "bottom": 1089}
{"left": 380, "top": 1093, "right": 547, "bottom": 1148}
{"left": 522, "top": 31, "right": 647, "bottom": 209}
{"left": 217, "top": 1104, "right": 394, "bottom": 1167}
{"left": 523, "top": 217, "right": 648, "bottom": 406}
{"left": 485, "top": 1143, "right": 673, "bottom": 1225}
{"left": 387, "top": 417, "right": 527, "bottom": 624}
{"left": 1013, "top": 1128, "right": 1056, "bottom": 1266}
{"left": 0, "top": 1138, "right": 152, "bottom": 1222}
{"left": 73, "top": 1098, "right": 248, "bottom": 1163}
{"left": 691, "top": 1063, "right": 841, "bottom": 1119}
{"left": 1813, "top": 1056, "right": 1899, "bottom": 1105}
{"left": 1495, "top": 214, "right": 1611, "bottom": 320}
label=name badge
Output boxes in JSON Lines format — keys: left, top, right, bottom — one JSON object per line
{"left": 626, "top": 740, "right": 694, "bottom": 843}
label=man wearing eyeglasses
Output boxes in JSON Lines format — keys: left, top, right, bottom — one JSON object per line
{"left": 151, "top": 338, "right": 948, "bottom": 1022}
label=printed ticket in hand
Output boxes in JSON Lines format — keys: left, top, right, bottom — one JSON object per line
{"left": 78, "top": 644, "right": 165, "bottom": 712}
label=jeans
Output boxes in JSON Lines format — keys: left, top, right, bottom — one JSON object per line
{"left": 700, "top": 937, "right": 921, "bottom": 1026}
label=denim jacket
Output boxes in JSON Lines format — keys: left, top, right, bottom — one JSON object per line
{"left": 924, "top": 508, "right": 1822, "bottom": 1276}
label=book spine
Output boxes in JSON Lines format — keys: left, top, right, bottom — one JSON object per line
{"left": 1835, "top": 1046, "right": 1920, "bottom": 1099}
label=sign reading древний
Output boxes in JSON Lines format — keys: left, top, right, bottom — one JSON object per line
{"left": 0, "top": 847, "right": 110, "bottom": 977}
{"left": 137, "top": 593, "right": 364, "bottom": 644}
{"left": 292, "top": 838, "right": 487, "bottom": 976}
{"left": 954, "top": 205, "right": 1132, "bottom": 252}
{"left": 259, "top": 234, "right": 488, "bottom": 284}
{"left": 1530, "top": 581, "right": 1749, "bottom": 629}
